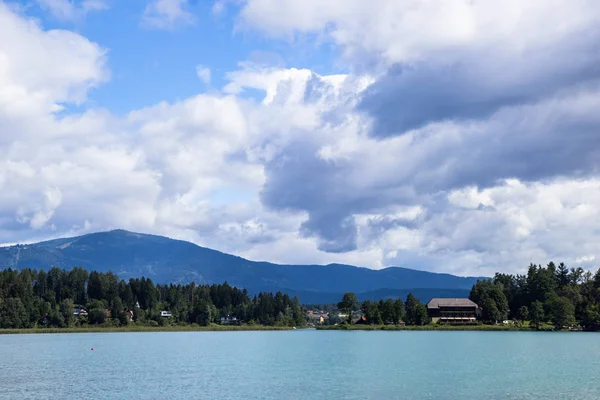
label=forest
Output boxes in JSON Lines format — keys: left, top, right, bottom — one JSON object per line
{"left": 469, "top": 262, "right": 600, "bottom": 330}
{"left": 0, "top": 267, "right": 305, "bottom": 329}
{"left": 2, "top": 262, "right": 599, "bottom": 331}
{"left": 335, "top": 292, "right": 429, "bottom": 326}
{"left": 333, "top": 262, "right": 600, "bottom": 331}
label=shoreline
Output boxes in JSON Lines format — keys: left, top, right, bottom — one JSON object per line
{"left": 0, "top": 325, "right": 294, "bottom": 335}
{"left": 316, "top": 324, "right": 561, "bottom": 332}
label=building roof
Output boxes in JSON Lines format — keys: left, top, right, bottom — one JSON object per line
{"left": 427, "top": 298, "right": 478, "bottom": 309}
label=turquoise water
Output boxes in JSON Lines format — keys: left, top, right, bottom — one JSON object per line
{"left": 1, "top": 330, "right": 600, "bottom": 399}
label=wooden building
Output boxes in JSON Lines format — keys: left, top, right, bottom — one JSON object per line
{"left": 427, "top": 298, "right": 480, "bottom": 324}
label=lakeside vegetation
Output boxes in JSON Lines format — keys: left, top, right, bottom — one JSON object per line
{"left": 327, "top": 262, "right": 600, "bottom": 331}
{"left": 316, "top": 323, "right": 556, "bottom": 331}
{"left": 2, "top": 261, "right": 599, "bottom": 333}
{"left": 333, "top": 292, "right": 429, "bottom": 326}
{"left": 470, "top": 262, "right": 600, "bottom": 331}
{"left": 0, "top": 267, "right": 305, "bottom": 330}
{"left": 0, "top": 324, "right": 292, "bottom": 335}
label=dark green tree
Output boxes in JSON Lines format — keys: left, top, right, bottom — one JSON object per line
{"left": 361, "top": 301, "right": 383, "bottom": 325}
{"left": 546, "top": 296, "right": 576, "bottom": 329}
{"left": 0, "top": 298, "right": 28, "bottom": 329}
{"left": 380, "top": 299, "right": 396, "bottom": 324}
{"left": 470, "top": 279, "right": 509, "bottom": 320}
{"left": 482, "top": 297, "right": 502, "bottom": 323}
{"left": 88, "top": 307, "right": 106, "bottom": 325}
{"left": 195, "top": 300, "right": 212, "bottom": 326}
{"left": 581, "top": 304, "right": 600, "bottom": 331}
{"left": 337, "top": 293, "right": 358, "bottom": 323}
{"left": 405, "top": 293, "right": 428, "bottom": 325}
{"left": 556, "top": 263, "right": 571, "bottom": 289}
{"left": 530, "top": 301, "right": 545, "bottom": 329}
{"left": 59, "top": 299, "right": 74, "bottom": 328}
{"left": 517, "top": 305, "right": 529, "bottom": 321}
{"left": 111, "top": 297, "right": 123, "bottom": 323}
{"left": 394, "top": 299, "right": 406, "bottom": 323}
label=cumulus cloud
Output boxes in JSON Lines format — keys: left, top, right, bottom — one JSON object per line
{"left": 237, "top": 1, "right": 599, "bottom": 64}
{"left": 0, "top": 3, "right": 108, "bottom": 119}
{"left": 0, "top": 3, "right": 309, "bottom": 264}
{"left": 2, "top": 0, "right": 600, "bottom": 277}
{"left": 226, "top": 0, "right": 600, "bottom": 267}
{"left": 250, "top": 67, "right": 600, "bottom": 261}
{"left": 383, "top": 179, "right": 600, "bottom": 276}
{"left": 142, "top": 0, "right": 194, "bottom": 29}
{"left": 238, "top": 0, "right": 600, "bottom": 132}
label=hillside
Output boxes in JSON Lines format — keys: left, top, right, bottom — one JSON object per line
{"left": 0, "top": 230, "right": 482, "bottom": 303}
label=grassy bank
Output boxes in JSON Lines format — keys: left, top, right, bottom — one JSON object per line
{"left": 0, "top": 325, "right": 293, "bottom": 335}
{"left": 316, "top": 324, "right": 556, "bottom": 331}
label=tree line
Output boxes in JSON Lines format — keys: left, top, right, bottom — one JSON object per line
{"left": 469, "top": 262, "right": 600, "bottom": 330}
{"left": 334, "top": 262, "right": 600, "bottom": 331}
{"left": 0, "top": 267, "right": 305, "bottom": 329}
{"left": 336, "top": 292, "right": 429, "bottom": 325}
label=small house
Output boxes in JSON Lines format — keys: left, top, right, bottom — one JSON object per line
{"left": 160, "top": 311, "right": 172, "bottom": 318}
{"left": 352, "top": 315, "right": 368, "bottom": 324}
{"left": 73, "top": 305, "right": 88, "bottom": 317}
{"left": 220, "top": 315, "right": 239, "bottom": 325}
{"left": 124, "top": 309, "right": 134, "bottom": 322}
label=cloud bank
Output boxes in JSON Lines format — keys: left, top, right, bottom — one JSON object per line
{"left": 1, "top": 1, "right": 600, "bottom": 276}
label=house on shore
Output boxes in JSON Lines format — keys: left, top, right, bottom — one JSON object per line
{"left": 427, "top": 298, "right": 480, "bottom": 324}
{"left": 73, "top": 305, "right": 88, "bottom": 317}
{"left": 124, "top": 309, "right": 134, "bottom": 322}
{"left": 160, "top": 311, "right": 172, "bottom": 318}
{"left": 306, "top": 310, "right": 328, "bottom": 325}
{"left": 220, "top": 315, "right": 239, "bottom": 325}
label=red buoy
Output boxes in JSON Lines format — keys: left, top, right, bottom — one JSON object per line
{"left": 91, "top": 348, "right": 94, "bottom": 351}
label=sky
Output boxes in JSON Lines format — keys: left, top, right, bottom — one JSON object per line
{"left": 1, "top": 0, "right": 600, "bottom": 277}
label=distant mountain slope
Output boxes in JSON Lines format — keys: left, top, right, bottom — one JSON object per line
{"left": 280, "top": 288, "right": 472, "bottom": 305}
{"left": 0, "top": 230, "right": 483, "bottom": 303}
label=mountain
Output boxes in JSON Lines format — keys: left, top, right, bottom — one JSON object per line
{"left": 267, "top": 288, "right": 473, "bottom": 305}
{"left": 0, "top": 230, "right": 483, "bottom": 304}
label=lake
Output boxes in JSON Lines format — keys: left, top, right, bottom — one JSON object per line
{"left": 1, "top": 330, "right": 599, "bottom": 399}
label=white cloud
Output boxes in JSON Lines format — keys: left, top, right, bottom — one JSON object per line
{"left": 0, "top": 2, "right": 108, "bottom": 119}
{"left": 16, "top": 187, "right": 62, "bottom": 229}
{"left": 2, "top": 1, "right": 600, "bottom": 279}
{"left": 392, "top": 179, "right": 600, "bottom": 276}
{"left": 35, "top": 0, "right": 108, "bottom": 21}
{"left": 195, "top": 65, "right": 211, "bottom": 84}
{"left": 142, "top": 0, "right": 194, "bottom": 29}
{"left": 237, "top": 0, "right": 600, "bottom": 66}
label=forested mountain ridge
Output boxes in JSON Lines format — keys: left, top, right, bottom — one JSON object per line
{"left": 0, "top": 230, "right": 481, "bottom": 303}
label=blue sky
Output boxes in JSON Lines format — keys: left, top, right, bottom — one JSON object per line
{"left": 1, "top": 0, "right": 600, "bottom": 276}
{"left": 24, "top": 0, "right": 341, "bottom": 114}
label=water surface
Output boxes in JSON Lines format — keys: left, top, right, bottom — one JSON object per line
{"left": 1, "top": 330, "right": 599, "bottom": 399}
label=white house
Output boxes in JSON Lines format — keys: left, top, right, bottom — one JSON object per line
{"left": 73, "top": 305, "right": 88, "bottom": 317}
{"left": 160, "top": 311, "right": 172, "bottom": 318}
{"left": 220, "top": 315, "right": 238, "bottom": 325}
